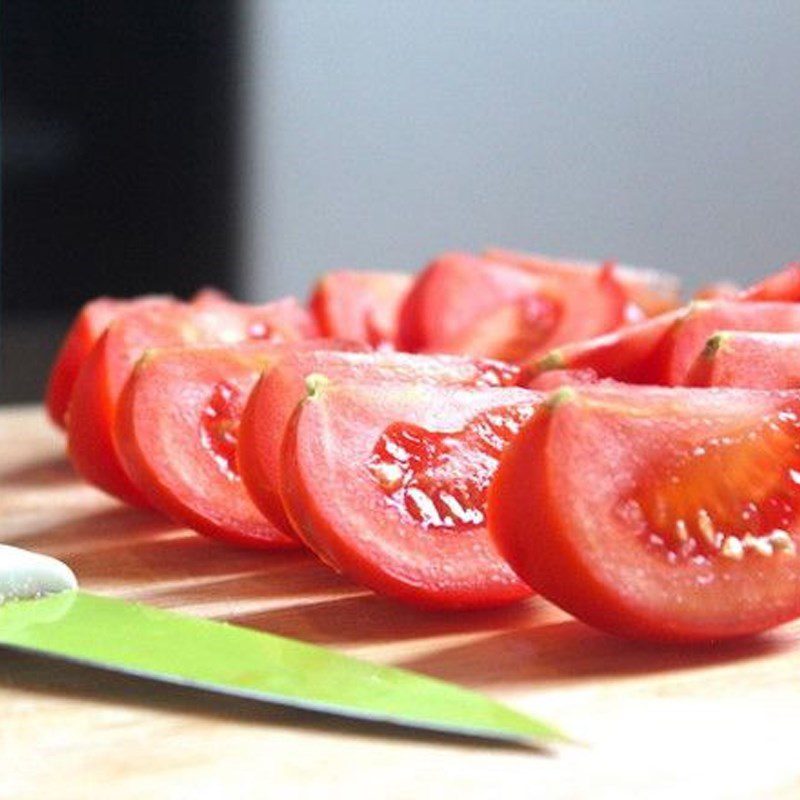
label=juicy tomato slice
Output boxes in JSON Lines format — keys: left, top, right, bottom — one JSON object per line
{"left": 116, "top": 343, "right": 313, "bottom": 548}
{"left": 46, "top": 297, "right": 150, "bottom": 429}
{"left": 489, "top": 384, "right": 800, "bottom": 642}
{"left": 660, "top": 301, "right": 800, "bottom": 385}
{"left": 280, "top": 379, "right": 537, "bottom": 609}
{"left": 739, "top": 264, "right": 800, "bottom": 302}
{"left": 525, "top": 307, "right": 685, "bottom": 385}
{"left": 686, "top": 331, "right": 800, "bottom": 389}
{"left": 238, "top": 351, "right": 520, "bottom": 539}
{"left": 67, "top": 297, "right": 317, "bottom": 506}
{"left": 485, "top": 247, "right": 682, "bottom": 317}
{"left": 397, "top": 252, "right": 556, "bottom": 359}
{"left": 309, "top": 270, "right": 413, "bottom": 347}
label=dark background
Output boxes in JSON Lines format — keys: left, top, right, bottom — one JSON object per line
{"left": 2, "top": 2, "right": 238, "bottom": 401}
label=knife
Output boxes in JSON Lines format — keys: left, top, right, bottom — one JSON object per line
{"left": 0, "top": 545, "right": 566, "bottom": 749}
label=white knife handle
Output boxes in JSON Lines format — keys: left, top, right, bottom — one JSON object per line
{"left": 0, "top": 545, "right": 78, "bottom": 605}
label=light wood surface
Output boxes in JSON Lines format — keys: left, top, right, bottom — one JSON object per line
{"left": 2, "top": 405, "right": 800, "bottom": 799}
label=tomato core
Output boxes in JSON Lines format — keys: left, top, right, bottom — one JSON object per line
{"left": 626, "top": 406, "right": 800, "bottom": 563}
{"left": 368, "top": 404, "right": 535, "bottom": 530}
{"left": 200, "top": 381, "right": 242, "bottom": 481}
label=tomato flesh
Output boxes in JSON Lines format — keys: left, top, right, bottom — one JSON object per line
{"left": 280, "top": 380, "right": 536, "bottom": 609}
{"left": 488, "top": 385, "right": 800, "bottom": 641}
{"left": 368, "top": 404, "right": 535, "bottom": 530}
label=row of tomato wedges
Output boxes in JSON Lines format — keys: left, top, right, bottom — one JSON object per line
{"left": 46, "top": 249, "right": 800, "bottom": 644}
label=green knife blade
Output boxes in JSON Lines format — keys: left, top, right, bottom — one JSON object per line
{"left": 0, "top": 549, "right": 566, "bottom": 748}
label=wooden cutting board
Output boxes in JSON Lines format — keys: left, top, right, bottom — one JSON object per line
{"left": 2, "top": 405, "right": 800, "bottom": 799}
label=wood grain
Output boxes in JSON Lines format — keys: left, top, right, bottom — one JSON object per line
{"left": 2, "top": 405, "right": 800, "bottom": 799}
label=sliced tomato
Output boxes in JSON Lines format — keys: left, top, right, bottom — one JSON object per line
{"left": 280, "top": 379, "right": 536, "bottom": 609}
{"left": 117, "top": 343, "right": 313, "bottom": 548}
{"left": 659, "top": 301, "right": 800, "bottom": 385}
{"left": 686, "top": 331, "right": 800, "bottom": 389}
{"left": 309, "top": 270, "right": 412, "bottom": 347}
{"left": 397, "top": 252, "right": 556, "bottom": 359}
{"left": 67, "top": 297, "right": 317, "bottom": 506}
{"left": 45, "top": 296, "right": 156, "bottom": 429}
{"left": 488, "top": 384, "right": 800, "bottom": 641}
{"left": 238, "top": 351, "right": 520, "bottom": 539}
{"left": 739, "top": 264, "right": 800, "bottom": 302}
{"left": 485, "top": 247, "right": 682, "bottom": 317}
{"left": 524, "top": 308, "right": 685, "bottom": 385}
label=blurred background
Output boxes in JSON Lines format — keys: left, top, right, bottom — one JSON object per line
{"left": 3, "top": 0, "right": 800, "bottom": 402}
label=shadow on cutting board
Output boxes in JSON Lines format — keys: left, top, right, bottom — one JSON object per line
{"left": 0, "top": 649, "right": 550, "bottom": 754}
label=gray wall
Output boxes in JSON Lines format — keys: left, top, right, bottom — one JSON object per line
{"left": 239, "top": 1, "right": 800, "bottom": 301}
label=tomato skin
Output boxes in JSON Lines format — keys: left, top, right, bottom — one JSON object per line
{"left": 46, "top": 297, "right": 140, "bottom": 429}
{"left": 685, "top": 331, "right": 800, "bottom": 389}
{"left": 485, "top": 248, "right": 682, "bottom": 318}
{"left": 488, "top": 385, "right": 800, "bottom": 642}
{"left": 280, "top": 379, "right": 537, "bottom": 609}
{"left": 238, "top": 351, "right": 520, "bottom": 539}
{"left": 310, "top": 270, "right": 412, "bottom": 347}
{"left": 116, "top": 344, "right": 303, "bottom": 548}
{"left": 527, "top": 368, "right": 598, "bottom": 391}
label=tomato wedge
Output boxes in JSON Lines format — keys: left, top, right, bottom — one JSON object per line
{"left": 310, "top": 270, "right": 412, "bottom": 346}
{"left": 280, "top": 379, "right": 537, "bottom": 609}
{"left": 525, "top": 308, "right": 685, "bottom": 385}
{"left": 116, "top": 343, "right": 327, "bottom": 548}
{"left": 397, "top": 252, "right": 557, "bottom": 359}
{"left": 489, "top": 385, "right": 800, "bottom": 641}
{"left": 46, "top": 296, "right": 158, "bottom": 429}
{"left": 686, "top": 332, "right": 800, "bottom": 389}
{"left": 238, "top": 351, "right": 520, "bottom": 539}
{"left": 485, "top": 247, "right": 681, "bottom": 317}
{"left": 659, "top": 301, "right": 800, "bottom": 385}
{"left": 527, "top": 368, "right": 599, "bottom": 391}
{"left": 67, "top": 297, "right": 316, "bottom": 506}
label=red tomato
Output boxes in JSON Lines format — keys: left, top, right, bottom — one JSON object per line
{"left": 686, "top": 331, "right": 800, "bottom": 389}
{"left": 116, "top": 344, "right": 307, "bottom": 548}
{"left": 739, "top": 264, "right": 800, "bottom": 302}
{"left": 659, "top": 301, "right": 800, "bottom": 385}
{"left": 397, "top": 252, "right": 556, "bottom": 360}
{"left": 67, "top": 297, "right": 316, "bottom": 506}
{"left": 280, "top": 378, "right": 536, "bottom": 609}
{"left": 46, "top": 297, "right": 150, "bottom": 429}
{"left": 238, "top": 351, "right": 520, "bottom": 539}
{"left": 488, "top": 384, "right": 800, "bottom": 641}
{"left": 524, "top": 308, "right": 685, "bottom": 385}
{"left": 485, "top": 247, "right": 682, "bottom": 317}
{"left": 309, "top": 270, "right": 412, "bottom": 346}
